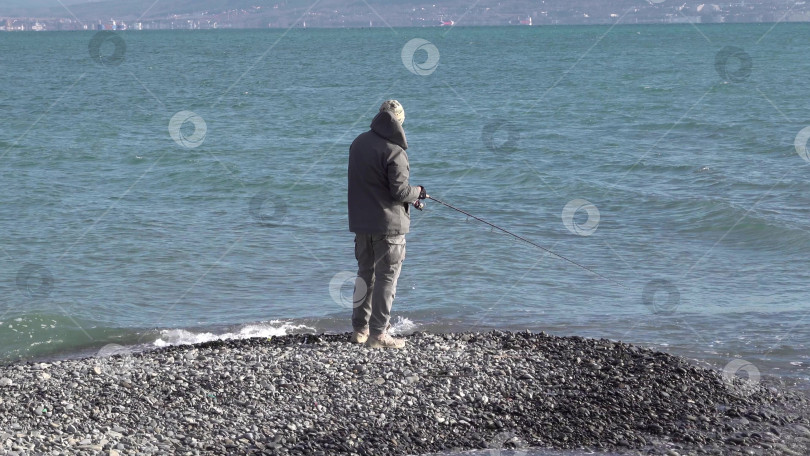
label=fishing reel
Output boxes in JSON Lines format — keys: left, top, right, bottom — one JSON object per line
{"left": 413, "top": 186, "right": 428, "bottom": 210}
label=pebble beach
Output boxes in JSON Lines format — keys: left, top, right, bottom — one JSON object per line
{"left": 1, "top": 331, "right": 808, "bottom": 456}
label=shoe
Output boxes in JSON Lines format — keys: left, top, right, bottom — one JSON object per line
{"left": 350, "top": 329, "right": 369, "bottom": 344}
{"left": 366, "top": 332, "right": 406, "bottom": 349}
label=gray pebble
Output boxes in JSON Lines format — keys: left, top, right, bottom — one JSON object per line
{"left": 0, "top": 331, "right": 805, "bottom": 456}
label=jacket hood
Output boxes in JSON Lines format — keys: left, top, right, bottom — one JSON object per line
{"left": 370, "top": 110, "right": 408, "bottom": 150}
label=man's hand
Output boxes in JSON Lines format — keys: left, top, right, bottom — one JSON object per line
{"left": 413, "top": 186, "right": 428, "bottom": 210}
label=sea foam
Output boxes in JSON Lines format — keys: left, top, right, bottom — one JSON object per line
{"left": 153, "top": 321, "right": 314, "bottom": 348}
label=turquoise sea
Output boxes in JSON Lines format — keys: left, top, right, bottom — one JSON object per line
{"left": 1, "top": 23, "right": 810, "bottom": 404}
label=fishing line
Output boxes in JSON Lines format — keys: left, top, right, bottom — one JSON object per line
{"left": 426, "top": 195, "right": 626, "bottom": 289}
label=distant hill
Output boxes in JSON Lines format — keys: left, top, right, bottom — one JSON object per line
{"left": 1, "top": 0, "right": 805, "bottom": 28}
{"left": 0, "top": 0, "right": 95, "bottom": 14}
{"left": 5, "top": 0, "right": 587, "bottom": 25}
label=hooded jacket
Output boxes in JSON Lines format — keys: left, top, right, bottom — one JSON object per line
{"left": 348, "top": 110, "right": 421, "bottom": 235}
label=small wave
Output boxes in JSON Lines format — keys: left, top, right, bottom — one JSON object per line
{"left": 389, "top": 316, "right": 419, "bottom": 335}
{"left": 153, "top": 320, "right": 315, "bottom": 348}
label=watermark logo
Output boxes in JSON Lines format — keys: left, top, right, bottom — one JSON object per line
{"left": 487, "top": 431, "right": 528, "bottom": 456}
{"left": 794, "top": 126, "right": 810, "bottom": 163}
{"left": 16, "top": 264, "right": 54, "bottom": 299}
{"left": 401, "top": 38, "right": 440, "bottom": 76}
{"left": 715, "top": 46, "right": 752, "bottom": 83}
{"left": 168, "top": 111, "right": 207, "bottom": 149}
{"left": 329, "top": 271, "right": 367, "bottom": 309}
{"left": 249, "top": 192, "right": 288, "bottom": 227}
{"left": 88, "top": 31, "right": 126, "bottom": 67}
{"left": 561, "top": 199, "right": 600, "bottom": 236}
{"left": 642, "top": 279, "right": 680, "bottom": 315}
{"left": 722, "top": 358, "right": 760, "bottom": 397}
{"left": 481, "top": 119, "right": 520, "bottom": 153}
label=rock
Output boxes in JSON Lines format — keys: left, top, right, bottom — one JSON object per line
{"left": 793, "top": 424, "right": 810, "bottom": 438}
{"left": 0, "top": 378, "right": 12, "bottom": 386}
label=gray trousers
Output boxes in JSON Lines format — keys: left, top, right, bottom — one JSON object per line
{"left": 352, "top": 233, "right": 406, "bottom": 335}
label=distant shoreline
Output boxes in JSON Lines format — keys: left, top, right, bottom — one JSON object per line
{"left": 2, "top": 21, "right": 810, "bottom": 33}
{"left": 5, "top": 0, "right": 810, "bottom": 33}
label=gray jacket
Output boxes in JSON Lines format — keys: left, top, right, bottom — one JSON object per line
{"left": 348, "top": 110, "right": 421, "bottom": 235}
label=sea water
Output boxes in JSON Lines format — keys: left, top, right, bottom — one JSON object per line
{"left": 1, "top": 25, "right": 809, "bottom": 397}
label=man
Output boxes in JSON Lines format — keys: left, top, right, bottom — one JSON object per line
{"left": 347, "top": 100, "right": 427, "bottom": 349}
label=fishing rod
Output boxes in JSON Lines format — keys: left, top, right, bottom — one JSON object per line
{"left": 424, "top": 195, "right": 626, "bottom": 289}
